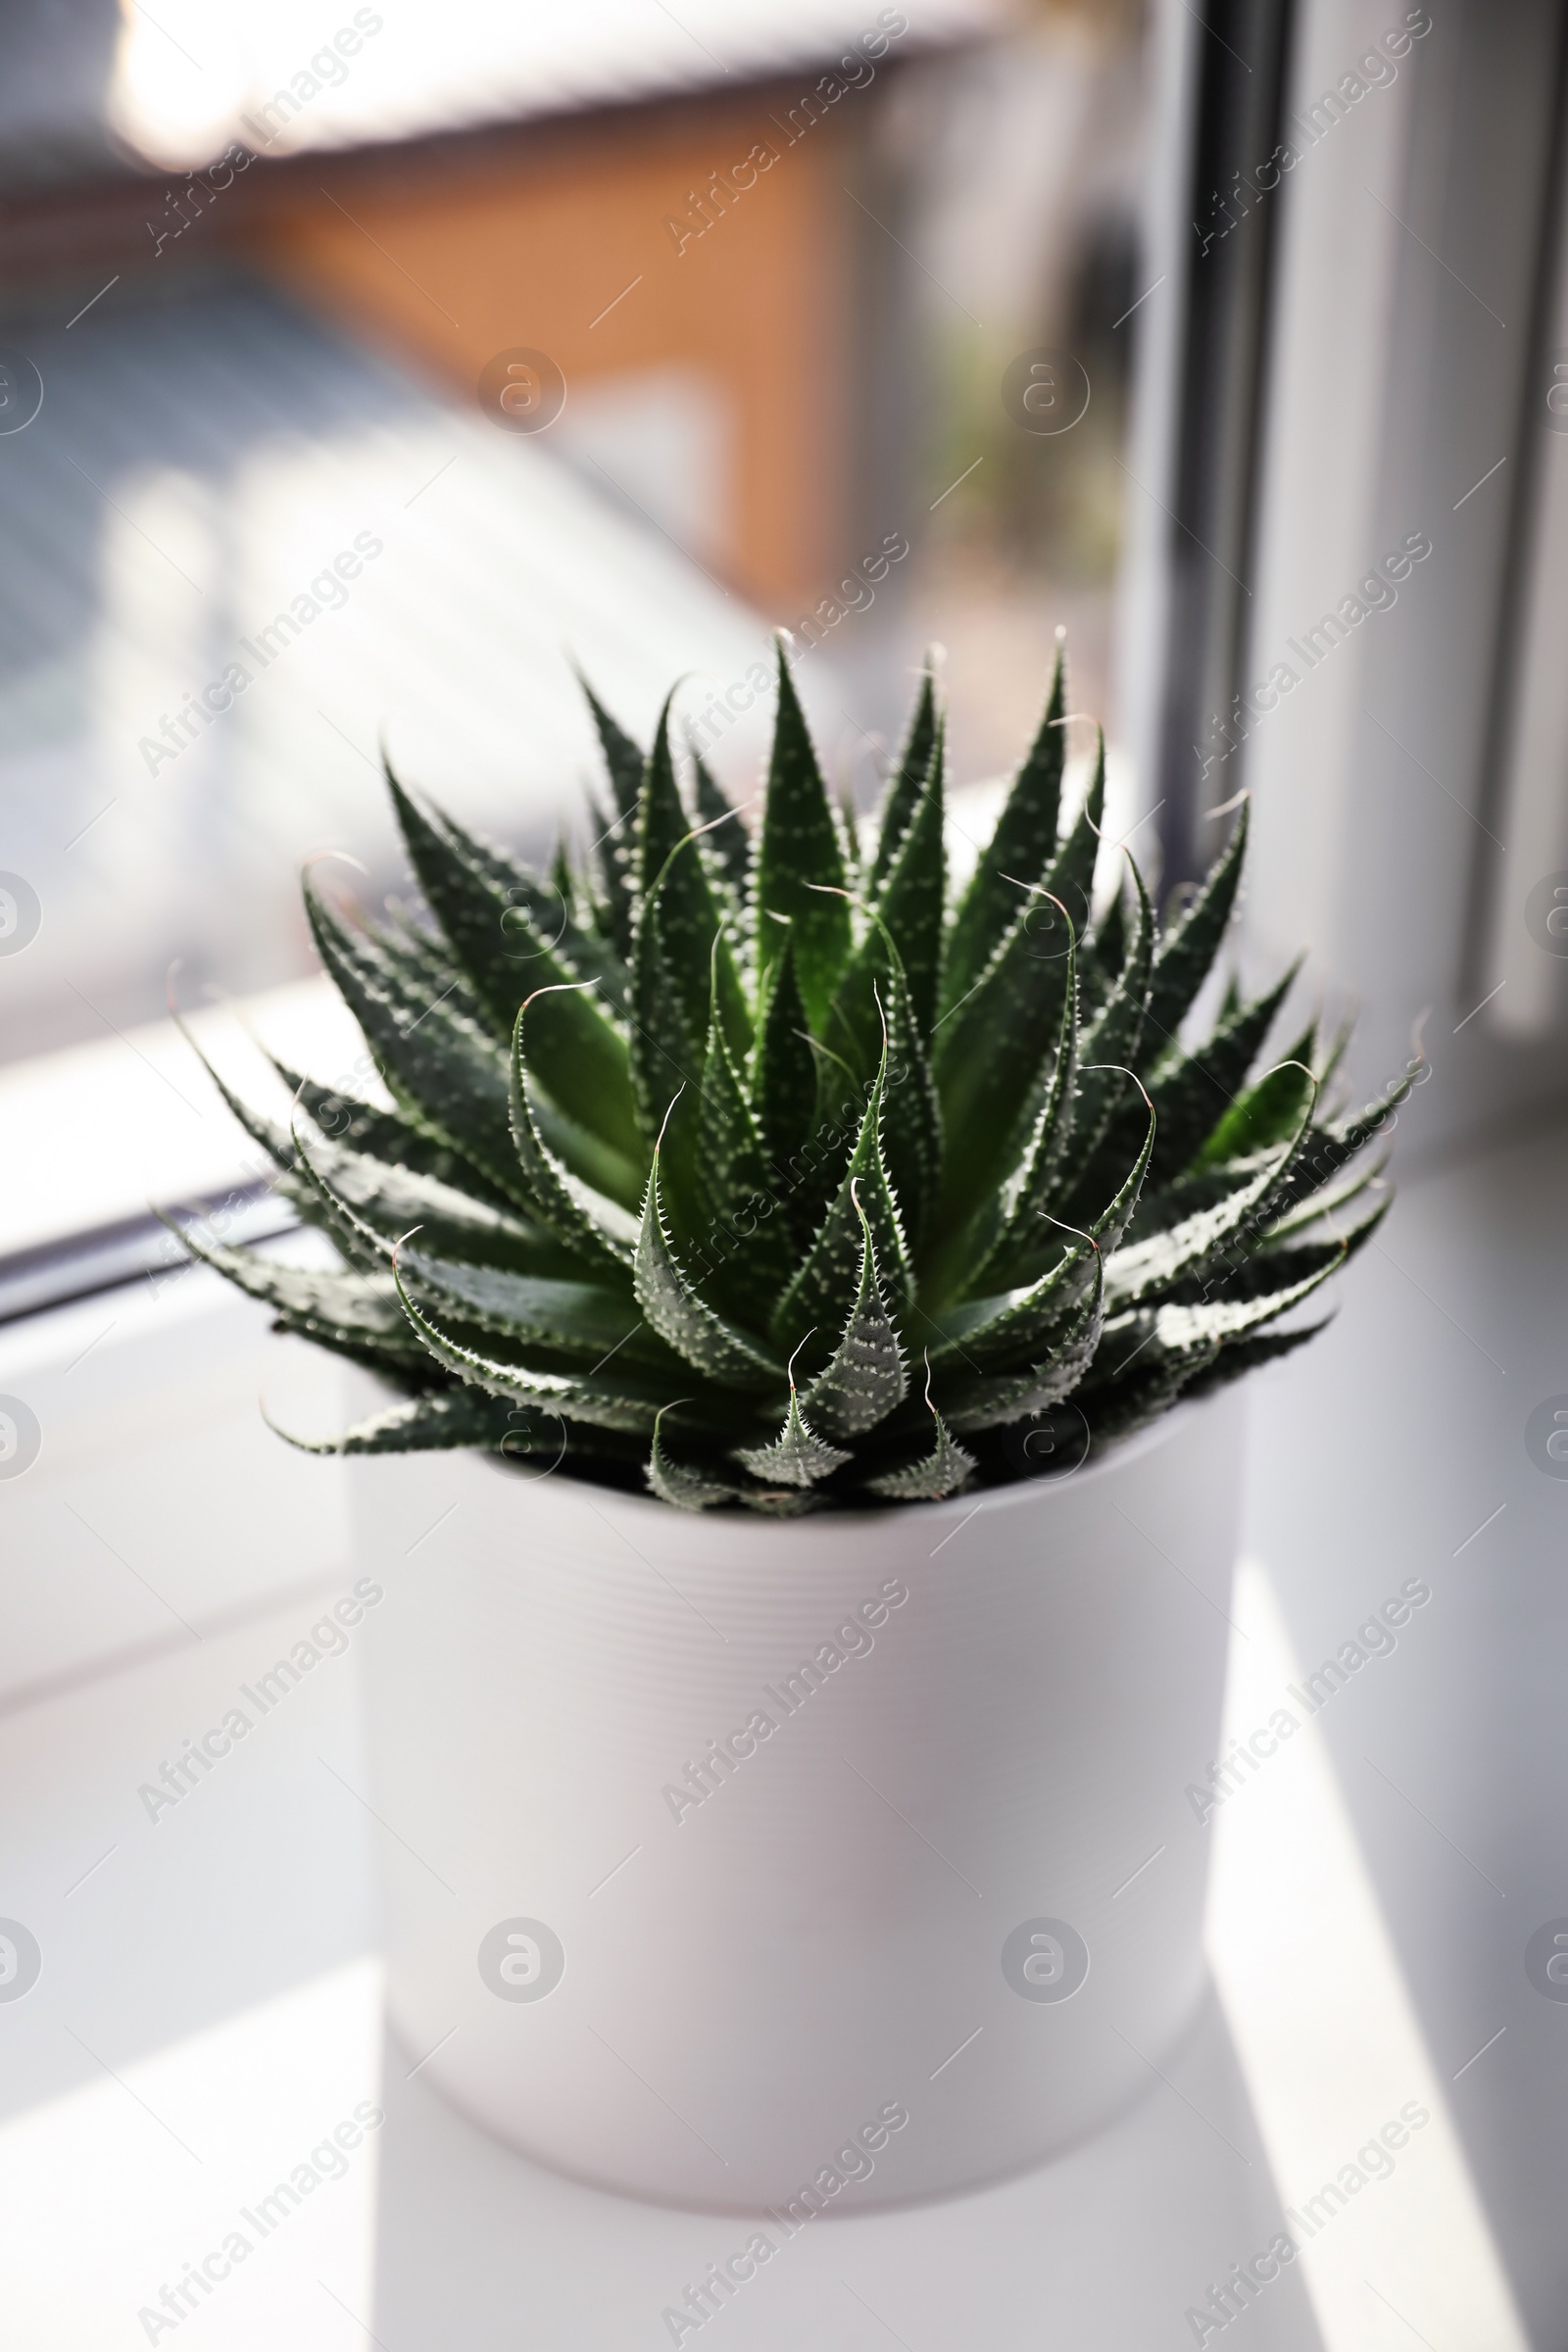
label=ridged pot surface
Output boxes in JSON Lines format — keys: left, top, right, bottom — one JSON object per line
{"left": 353, "top": 1385, "right": 1244, "bottom": 2209}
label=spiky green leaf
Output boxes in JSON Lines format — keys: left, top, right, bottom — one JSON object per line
{"left": 386, "top": 770, "right": 640, "bottom": 1162}
{"left": 270, "top": 1058, "right": 515, "bottom": 1209}
{"left": 289, "top": 1123, "right": 572, "bottom": 1276}
{"left": 863, "top": 1411, "right": 975, "bottom": 1500}
{"left": 932, "top": 737, "right": 1104, "bottom": 1215}
{"left": 801, "top": 1193, "right": 907, "bottom": 1438}
{"left": 943, "top": 634, "right": 1065, "bottom": 1009}
{"left": 734, "top": 1388, "right": 851, "bottom": 1487}
{"left": 1144, "top": 962, "right": 1300, "bottom": 1182}
{"left": 508, "top": 995, "right": 637, "bottom": 1274}
{"left": 305, "top": 878, "right": 525, "bottom": 1205}
{"left": 693, "top": 997, "right": 791, "bottom": 1313}
{"left": 636, "top": 708, "right": 750, "bottom": 1063}
{"left": 1060, "top": 860, "right": 1154, "bottom": 1188}
{"left": 755, "top": 643, "right": 852, "bottom": 1025}
{"left": 398, "top": 1248, "right": 646, "bottom": 1360}
{"left": 1106, "top": 1067, "right": 1315, "bottom": 1307}
{"left": 628, "top": 866, "right": 705, "bottom": 1150}
{"left": 646, "top": 1408, "right": 738, "bottom": 1510}
{"left": 1093, "top": 1247, "right": 1347, "bottom": 1390}
{"left": 174, "top": 1226, "right": 425, "bottom": 1363}
{"left": 976, "top": 931, "right": 1079, "bottom": 1281}
{"left": 634, "top": 1149, "right": 782, "bottom": 1389}
{"left": 1196, "top": 1044, "right": 1314, "bottom": 1168}
{"left": 751, "top": 933, "right": 816, "bottom": 1192}
{"left": 393, "top": 1268, "right": 663, "bottom": 1431}
{"left": 770, "top": 1050, "right": 910, "bottom": 1361}
{"left": 692, "top": 751, "right": 752, "bottom": 901}
{"left": 940, "top": 1261, "right": 1105, "bottom": 1432}
{"left": 1143, "top": 800, "right": 1250, "bottom": 1055}
{"left": 868, "top": 654, "right": 938, "bottom": 896}
{"left": 873, "top": 715, "right": 946, "bottom": 1034}
{"left": 931, "top": 890, "right": 1075, "bottom": 1219}
{"left": 578, "top": 674, "right": 643, "bottom": 957}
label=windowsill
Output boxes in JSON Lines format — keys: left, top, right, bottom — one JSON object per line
{"left": 0, "top": 979, "right": 367, "bottom": 1267}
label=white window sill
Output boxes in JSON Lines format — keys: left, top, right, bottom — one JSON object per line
{"left": 1, "top": 979, "right": 366, "bottom": 1262}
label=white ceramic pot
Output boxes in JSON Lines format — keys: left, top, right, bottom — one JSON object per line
{"left": 353, "top": 1385, "right": 1244, "bottom": 2210}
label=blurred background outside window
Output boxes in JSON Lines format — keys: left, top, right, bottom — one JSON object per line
{"left": 0, "top": 0, "right": 1149, "bottom": 1086}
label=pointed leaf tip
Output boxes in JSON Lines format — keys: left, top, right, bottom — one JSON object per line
{"left": 864, "top": 1411, "right": 975, "bottom": 1502}
{"left": 801, "top": 1182, "right": 907, "bottom": 1439}
{"left": 733, "top": 1388, "right": 852, "bottom": 1488}
{"left": 756, "top": 644, "right": 851, "bottom": 1025}
{"left": 647, "top": 1407, "right": 736, "bottom": 1510}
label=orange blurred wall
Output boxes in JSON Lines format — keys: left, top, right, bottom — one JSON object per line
{"left": 240, "top": 96, "right": 856, "bottom": 617}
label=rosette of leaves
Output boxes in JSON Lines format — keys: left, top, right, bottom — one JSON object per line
{"left": 182, "top": 637, "right": 1416, "bottom": 1512}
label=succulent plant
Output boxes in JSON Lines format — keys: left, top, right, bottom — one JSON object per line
{"left": 182, "top": 638, "right": 1416, "bottom": 1511}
